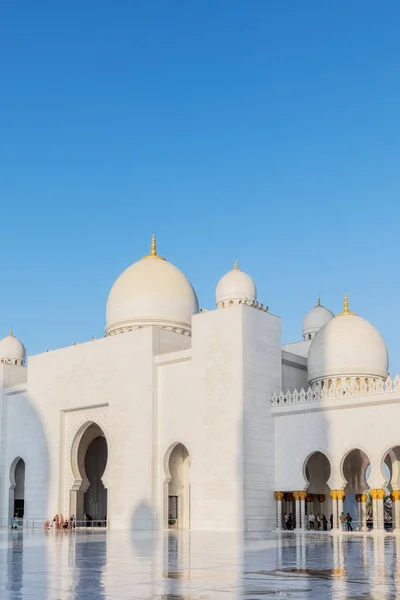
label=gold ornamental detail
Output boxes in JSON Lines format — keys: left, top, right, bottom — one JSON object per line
{"left": 370, "top": 488, "right": 385, "bottom": 500}
{"left": 142, "top": 235, "right": 166, "bottom": 260}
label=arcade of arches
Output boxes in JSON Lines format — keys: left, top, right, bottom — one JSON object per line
{"left": 275, "top": 448, "right": 400, "bottom": 532}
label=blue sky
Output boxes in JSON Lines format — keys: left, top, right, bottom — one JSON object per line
{"left": 1, "top": 2, "right": 400, "bottom": 371}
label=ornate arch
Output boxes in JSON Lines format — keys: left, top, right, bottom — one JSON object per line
{"left": 9, "top": 456, "right": 24, "bottom": 488}
{"left": 62, "top": 406, "right": 109, "bottom": 515}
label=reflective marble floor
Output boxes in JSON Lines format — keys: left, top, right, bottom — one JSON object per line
{"left": 0, "top": 529, "right": 399, "bottom": 599}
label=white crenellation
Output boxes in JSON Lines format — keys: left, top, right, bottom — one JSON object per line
{"left": 218, "top": 297, "right": 269, "bottom": 311}
{"left": 271, "top": 375, "right": 400, "bottom": 406}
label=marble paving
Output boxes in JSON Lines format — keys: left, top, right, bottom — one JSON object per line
{"left": 0, "top": 528, "right": 399, "bottom": 599}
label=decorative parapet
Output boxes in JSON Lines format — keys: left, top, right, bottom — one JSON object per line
{"left": 218, "top": 297, "right": 269, "bottom": 311}
{"left": 271, "top": 375, "right": 400, "bottom": 406}
{"left": 239, "top": 298, "right": 269, "bottom": 312}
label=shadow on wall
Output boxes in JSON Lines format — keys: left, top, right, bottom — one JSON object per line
{"left": 6, "top": 392, "right": 50, "bottom": 525}
{"left": 131, "top": 501, "right": 156, "bottom": 559}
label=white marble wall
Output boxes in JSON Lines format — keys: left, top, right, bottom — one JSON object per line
{"left": 0, "top": 303, "right": 285, "bottom": 532}
{"left": 242, "top": 308, "right": 281, "bottom": 531}
{"left": 273, "top": 392, "right": 400, "bottom": 492}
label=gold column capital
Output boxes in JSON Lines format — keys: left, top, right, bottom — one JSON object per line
{"left": 392, "top": 490, "right": 400, "bottom": 501}
{"left": 274, "top": 491, "right": 284, "bottom": 501}
{"left": 293, "top": 491, "right": 307, "bottom": 500}
{"left": 330, "top": 489, "right": 345, "bottom": 500}
{"left": 370, "top": 488, "right": 385, "bottom": 500}
{"left": 361, "top": 494, "right": 368, "bottom": 503}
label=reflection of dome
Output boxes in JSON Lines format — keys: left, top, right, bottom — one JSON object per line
{"left": 106, "top": 236, "right": 199, "bottom": 336}
{"left": 307, "top": 295, "right": 388, "bottom": 385}
{"left": 216, "top": 261, "right": 256, "bottom": 308}
{"left": 302, "top": 298, "right": 334, "bottom": 340}
{"left": 0, "top": 330, "right": 26, "bottom": 366}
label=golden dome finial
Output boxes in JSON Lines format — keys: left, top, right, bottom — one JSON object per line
{"left": 9, "top": 328, "right": 13, "bottom": 337}
{"left": 151, "top": 234, "right": 157, "bottom": 256}
{"left": 234, "top": 259, "right": 238, "bottom": 270}
{"left": 142, "top": 234, "right": 165, "bottom": 260}
{"left": 343, "top": 292, "right": 349, "bottom": 314}
{"left": 317, "top": 296, "right": 321, "bottom": 307}
{"left": 337, "top": 292, "right": 356, "bottom": 316}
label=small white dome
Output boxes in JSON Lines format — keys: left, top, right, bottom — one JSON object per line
{"left": 0, "top": 330, "right": 26, "bottom": 366}
{"left": 307, "top": 296, "right": 388, "bottom": 384}
{"left": 216, "top": 261, "right": 256, "bottom": 308}
{"left": 302, "top": 299, "right": 334, "bottom": 340}
{"left": 106, "top": 237, "right": 199, "bottom": 336}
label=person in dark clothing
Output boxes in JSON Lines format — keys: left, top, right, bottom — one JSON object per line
{"left": 346, "top": 513, "right": 353, "bottom": 531}
{"left": 330, "top": 514, "right": 333, "bottom": 529}
{"left": 322, "top": 514, "right": 327, "bottom": 531}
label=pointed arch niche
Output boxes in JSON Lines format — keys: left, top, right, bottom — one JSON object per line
{"left": 9, "top": 457, "right": 25, "bottom": 523}
{"left": 163, "top": 443, "right": 190, "bottom": 529}
{"left": 70, "top": 422, "right": 108, "bottom": 523}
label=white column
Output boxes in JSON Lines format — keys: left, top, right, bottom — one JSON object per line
{"left": 331, "top": 492, "right": 338, "bottom": 530}
{"left": 300, "top": 495, "right": 306, "bottom": 530}
{"left": 355, "top": 496, "right": 361, "bottom": 530}
{"left": 275, "top": 493, "right": 283, "bottom": 530}
{"left": 361, "top": 495, "right": 367, "bottom": 532}
{"left": 395, "top": 497, "right": 400, "bottom": 532}
{"left": 376, "top": 491, "right": 385, "bottom": 531}
{"left": 294, "top": 494, "right": 301, "bottom": 530}
{"left": 337, "top": 492, "right": 344, "bottom": 531}
{"left": 372, "top": 492, "right": 379, "bottom": 531}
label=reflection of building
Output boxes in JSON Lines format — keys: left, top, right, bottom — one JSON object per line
{"left": 0, "top": 236, "right": 398, "bottom": 532}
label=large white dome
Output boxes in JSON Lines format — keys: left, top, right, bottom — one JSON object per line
{"left": 307, "top": 296, "right": 388, "bottom": 384}
{"left": 216, "top": 261, "right": 256, "bottom": 308}
{"left": 302, "top": 299, "right": 334, "bottom": 340}
{"left": 0, "top": 330, "right": 26, "bottom": 366}
{"left": 106, "top": 237, "right": 199, "bottom": 336}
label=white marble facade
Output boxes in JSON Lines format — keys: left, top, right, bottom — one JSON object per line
{"left": 0, "top": 237, "right": 398, "bottom": 532}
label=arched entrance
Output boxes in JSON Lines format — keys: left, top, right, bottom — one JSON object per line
{"left": 9, "top": 458, "right": 25, "bottom": 524}
{"left": 70, "top": 422, "right": 108, "bottom": 525}
{"left": 381, "top": 446, "right": 399, "bottom": 529}
{"left": 342, "top": 448, "right": 370, "bottom": 529}
{"left": 164, "top": 443, "right": 190, "bottom": 529}
{"left": 304, "top": 451, "right": 331, "bottom": 526}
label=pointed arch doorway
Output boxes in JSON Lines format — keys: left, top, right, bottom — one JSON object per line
{"left": 9, "top": 457, "right": 25, "bottom": 524}
{"left": 164, "top": 443, "right": 190, "bottom": 529}
{"left": 70, "top": 422, "right": 108, "bottom": 524}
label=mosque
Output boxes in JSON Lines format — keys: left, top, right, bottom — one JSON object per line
{"left": 0, "top": 236, "right": 399, "bottom": 532}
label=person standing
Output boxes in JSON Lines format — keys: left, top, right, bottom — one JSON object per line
{"left": 322, "top": 514, "right": 327, "bottom": 531}
{"left": 284, "top": 513, "right": 289, "bottom": 530}
{"left": 346, "top": 513, "right": 353, "bottom": 531}
{"left": 308, "top": 513, "right": 315, "bottom": 530}
{"left": 330, "top": 514, "right": 333, "bottom": 529}
{"left": 340, "top": 512, "right": 345, "bottom": 530}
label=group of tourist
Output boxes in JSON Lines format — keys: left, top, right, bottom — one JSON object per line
{"left": 44, "top": 514, "right": 75, "bottom": 531}
{"left": 284, "top": 511, "right": 353, "bottom": 531}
